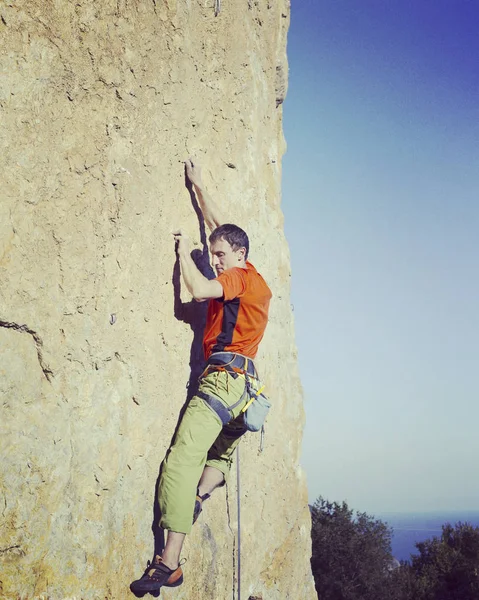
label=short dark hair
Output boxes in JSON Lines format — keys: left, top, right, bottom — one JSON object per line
{"left": 209, "top": 224, "right": 249, "bottom": 259}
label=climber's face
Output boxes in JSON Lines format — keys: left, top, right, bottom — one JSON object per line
{"left": 210, "top": 237, "right": 246, "bottom": 276}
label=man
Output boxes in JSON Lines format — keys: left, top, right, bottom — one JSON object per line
{"left": 130, "top": 159, "right": 272, "bottom": 595}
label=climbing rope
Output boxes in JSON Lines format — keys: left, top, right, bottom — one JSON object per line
{"left": 236, "top": 425, "right": 265, "bottom": 600}
{"left": 236, "top": 445, "right": 241, "bottom": 600}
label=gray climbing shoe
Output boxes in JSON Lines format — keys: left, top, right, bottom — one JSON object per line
{"left": 130, "top": 556, "right": 183, "bottom": 597}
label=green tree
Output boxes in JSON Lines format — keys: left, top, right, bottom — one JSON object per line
{"left": 406, "top": 522, "right": 479, "bottom": 600}
{"left": 310, "top": 497, "right": 403, "bottom": 600}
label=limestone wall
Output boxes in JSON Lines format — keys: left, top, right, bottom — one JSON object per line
{"left": 0, "top": 1, "right": 316, "bottom": 598}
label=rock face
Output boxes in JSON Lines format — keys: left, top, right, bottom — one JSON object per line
{"left": 0, "top": 1, "right": 316, "bottom": 598}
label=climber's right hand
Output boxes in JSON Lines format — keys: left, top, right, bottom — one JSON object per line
{"left": 185, "top": 157, "right": 203, "bottom": 188}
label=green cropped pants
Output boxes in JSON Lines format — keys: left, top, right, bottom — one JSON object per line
{"left": 158, "top": 369, "right": 249, "bottom": 535}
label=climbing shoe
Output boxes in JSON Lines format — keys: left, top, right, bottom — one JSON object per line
{"left": 130, "top": 556, "right": 183, "bottom": 596}
{"left": 193, "top": 491, "right": 210, "bottom": 524}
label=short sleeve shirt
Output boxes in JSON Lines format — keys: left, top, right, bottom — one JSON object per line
{"left": 203, "top": 261, "right": 272, "bottom": 360}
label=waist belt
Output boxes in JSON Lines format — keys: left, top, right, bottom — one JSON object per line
{"left": 206, "top": 352, "right": 257, "bottom": 378}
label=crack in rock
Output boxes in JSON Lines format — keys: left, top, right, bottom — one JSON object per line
{"left": 0, "top": 544, "right": 21, "bottom": 554}
{"left": 225, "top": 484, "right": 237, "bottom": 600}
{"left": 0, "top": 320, "right": 53, "bottom": 381}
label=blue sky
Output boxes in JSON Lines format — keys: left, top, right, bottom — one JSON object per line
{"left": 282, "top": 0, "right": 479, "bottom": 513}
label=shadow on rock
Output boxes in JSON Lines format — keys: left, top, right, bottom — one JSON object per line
{"left": 149, "top": 169, "right": 215, "bottom": 561}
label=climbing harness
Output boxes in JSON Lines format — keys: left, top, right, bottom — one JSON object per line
{"left": 197, "top": 353, "right": 255, "bottom": 425}
{"left": 197, "top": 388, "right": 246, "bottom": 426}
{"left": 198, "top": 352, "right": 270, "bottom": 435}
{"left": 202, "top": 351, "right": 257, "bottom": 379}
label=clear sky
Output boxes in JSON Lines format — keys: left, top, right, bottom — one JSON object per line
{"left": 282, "top": 0, "right": 479, "bottom": 514}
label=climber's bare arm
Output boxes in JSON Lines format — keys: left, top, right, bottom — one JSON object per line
{"left": 173, "top": 231, "right": 223, "bottom": 302}
{"left": 185, "top": 158, "right": 224, "bottom": 232}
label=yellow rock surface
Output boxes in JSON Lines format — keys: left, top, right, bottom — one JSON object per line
{"left": 0, "top": 1, "right": 316, "bottom": 598}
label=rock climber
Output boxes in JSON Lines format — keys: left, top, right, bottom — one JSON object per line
{"left": 130, "top": 158, "right": 272, "bottom": 595}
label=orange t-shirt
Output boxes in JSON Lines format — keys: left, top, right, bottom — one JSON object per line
{"left": 203, "top": 261, "right": 272, "bottom": 360}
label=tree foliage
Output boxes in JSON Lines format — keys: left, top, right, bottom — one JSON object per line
{"left": 406, "top": 522, "right": 479, "bottom": 600}
{"left": 310, "top": 498, "right": 479, "bottom": 600}
{"left": 310, "top": 497, "right": 399, "bottom": 600}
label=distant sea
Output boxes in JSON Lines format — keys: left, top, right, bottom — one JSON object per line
{"left": 379, "top": 511, "right": 479, "bottom": 563}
